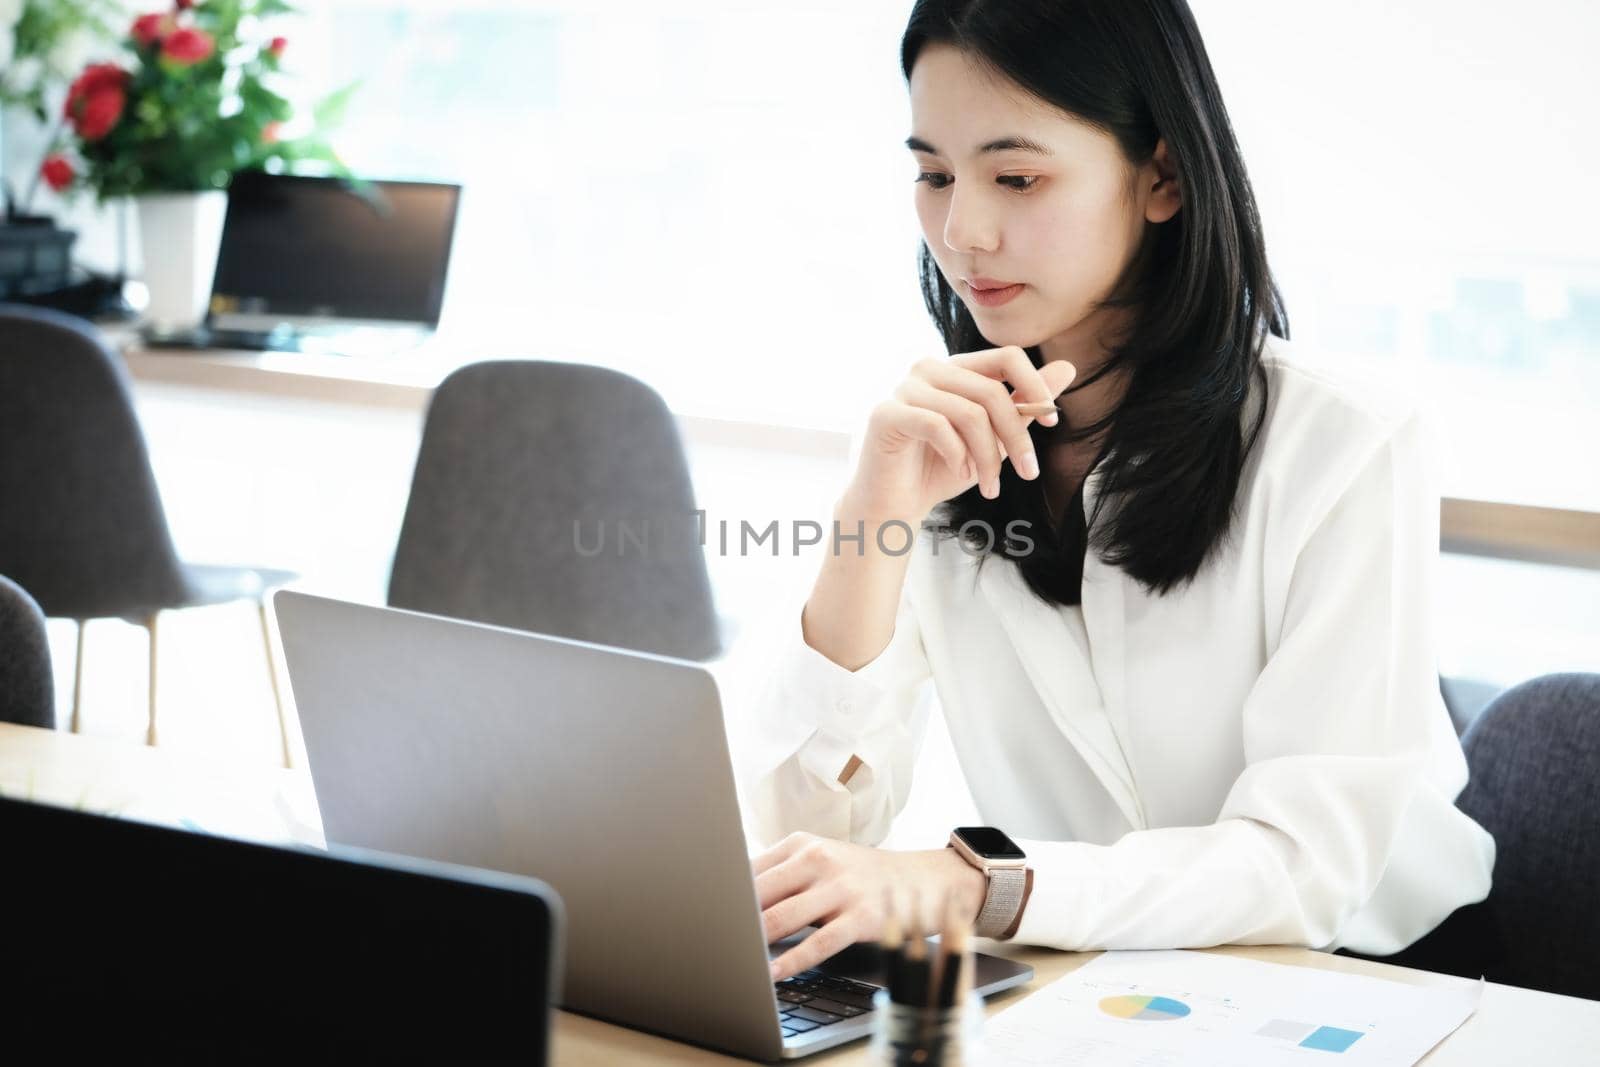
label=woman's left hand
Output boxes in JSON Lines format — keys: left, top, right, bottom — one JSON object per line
{"left": 753, "top": 830, "right": 987, "bottom": 981}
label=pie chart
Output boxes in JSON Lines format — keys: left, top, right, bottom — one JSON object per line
{"left": 1098, "top": 994, "right": 1192, "bottom": 1022}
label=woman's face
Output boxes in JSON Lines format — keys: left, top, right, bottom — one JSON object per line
{"left": 907, "top": 44, "right": 1179, "bottom": 359}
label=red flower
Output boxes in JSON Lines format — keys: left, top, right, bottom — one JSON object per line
{"left": 261, "top": 121, "right": 283, "bottom": 145}
{"left": 131, "top": 12, "right": 175, "bottom": 47}
{"left": 40, "top": 154, "right": 76, "bottom": 193}
{"left": 268, "top": 36, "right": 288, "bottom": 58}
{"left": 63, "top": 63, "right": 130, "bottom": 142}
{"left": 161, "top": 26, "right": 215, "bottom": 66}
{"left": 176, "top": 0, "right": 194, "bottom": 8}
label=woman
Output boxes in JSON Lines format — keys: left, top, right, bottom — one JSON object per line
{"left": 746, "top": 0, "right": 1495, "bottom": 983}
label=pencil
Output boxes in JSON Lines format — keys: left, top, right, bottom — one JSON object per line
{"left": 900, "top": 888, "right": 929, "bottom": 1010}
{"left": 933, "top": 889, "right": 951, "bottom": 1010}
{"left": 936, "top": 889, "right": 970, "bottom": 1009}
{"left": 881, "top": 885, "right": 905, "bottom": 1004}
{"left": 926, "top": 886, "right": 948, "bottom": 1016}
{"left": 954, "top": 907, "right": 974, "bottom": 1008}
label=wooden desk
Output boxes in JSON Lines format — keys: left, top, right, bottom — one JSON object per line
{"left": 0, "top": 720, "right": 322, "bottom": 847}
{"left": 3, "top": 722, "right": 1596, "bottom": 1064}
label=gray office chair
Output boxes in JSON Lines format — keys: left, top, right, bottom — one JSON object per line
{"left": 1440, "top": 674, "right": 1503, "bottom": 736}
{"left": 0, "top": 575, "right": 55, "bottom": 729}
{"left": 388, "top": 360, "right": 723, "bottom": 661}
{"left": 0, "top": 304, "right": 296, "bottom": 763}
{"left": 1343, "top": 672, "right": 1600, "bottom": 1000}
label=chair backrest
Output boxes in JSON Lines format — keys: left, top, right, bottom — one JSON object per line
{"left": 1455, "top": 672, "right": 1600, "bottom": 1000}
{"left": 0, "top": 304, "right": 189, "bottom": 619}
{"left": 0, "top": 574, "right": 55, "bottom": 728}
{"left": 388, "top": 360, "right": 721, "bottom": 661}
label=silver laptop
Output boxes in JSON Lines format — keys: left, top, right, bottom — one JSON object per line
{"left": 273, "top": 591, "right": 1033, "bottom": 1061}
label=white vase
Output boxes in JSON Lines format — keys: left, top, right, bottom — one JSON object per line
{"left": 135, "top": 189, "right": 229, "bottom": 335}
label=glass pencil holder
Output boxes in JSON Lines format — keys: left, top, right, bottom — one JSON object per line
{"left": 869, "top": 987, "right": 988, "bottom": 1066}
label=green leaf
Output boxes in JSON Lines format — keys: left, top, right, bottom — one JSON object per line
{"left": 311, "top": 78, "right": 362, "bottom": 132}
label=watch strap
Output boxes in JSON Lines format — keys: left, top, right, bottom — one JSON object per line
{"left": 998, "top": 867, "right": 1034, "bottom": 940}
{"left": 974, "top": 864, "right": 1027, "bottom": 939}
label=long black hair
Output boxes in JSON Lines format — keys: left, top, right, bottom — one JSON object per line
{"left": 902, "top": 0, "right": 1288, "bottom": 605}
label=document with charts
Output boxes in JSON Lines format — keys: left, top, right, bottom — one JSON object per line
{"left": 982, "top": 949, "right": 1482, "bottom": 1066}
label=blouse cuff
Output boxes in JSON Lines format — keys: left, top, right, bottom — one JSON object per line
{"left": 1004, "top": 837, "right": 1098, "bottom": 949}
{"left": 751, "top": 597, "right": 919, "bottom": 742}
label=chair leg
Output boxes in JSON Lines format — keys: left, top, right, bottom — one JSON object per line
{"left": 145, "top": 613, "right": 160, "bottom": 747}
{"left": 70, "top": 620, "right": 87, "bottom": 733}
{"left": 258, "top": 597, "right": 292, "bottom": 769}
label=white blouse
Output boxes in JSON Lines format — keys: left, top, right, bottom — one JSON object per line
{"left": 737, "top": 336, "right": 1495, "bottom": 957}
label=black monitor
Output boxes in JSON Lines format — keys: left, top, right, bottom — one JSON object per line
{"left": 0, "top": 796, "right": 562, "bottom": 1060}
{"left": 208, "top": 171, "right": 461, "bottom": 326}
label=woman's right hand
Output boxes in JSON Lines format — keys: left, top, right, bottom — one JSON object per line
{"left": 844, "top": 345, "right": 1078, "bottom": 523}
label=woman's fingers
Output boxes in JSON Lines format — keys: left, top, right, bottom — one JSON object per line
{"left": 755, "top": 851, "right": 823, "bottom": 913}
{"left": 761, "top": 882, "right": 844, "bottom": 946}
{"left": 954, "top": 346, "right": 1078, "bottom": 433}
{"left": 895, "top": 378, "right": 1000, "bottom": 494}
{"left": 1037, "top": 357, "right": 1079, "bottom": 402}
{"left": 751, "top": 831, "right": 811, "bottom": 878}
{"left": 908, "top": 361, "right": 1037, "bottom": 493}
{"left": 769, "top": 916, "right": 859, "bottom": 982}
{"left": 868, "top": 399, "right": 973, "bottom": 484}
{"left": 951, "top": 345, "right": 1053, "bottom": 403}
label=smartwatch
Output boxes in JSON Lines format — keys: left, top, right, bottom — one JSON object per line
{"left": 947, "top": 826, "right": 1028, "bottom": 939}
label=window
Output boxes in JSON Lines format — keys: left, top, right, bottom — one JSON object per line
{"left": 1190, "top": 0, "right": 1599, "bottom": 511}
{"left": 280, "top": 1, "right": 1597, "bottom": 509}
{"left": 286, "top": 0, "right": 928, "bottom": 432}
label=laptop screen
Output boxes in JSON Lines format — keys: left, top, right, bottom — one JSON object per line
{"left": 208, "top": 171, "right": 461, "bottom": 326}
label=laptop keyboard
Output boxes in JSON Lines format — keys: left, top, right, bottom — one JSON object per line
{"left": 773, "top": 969, "right": 879, "bottom": 1038}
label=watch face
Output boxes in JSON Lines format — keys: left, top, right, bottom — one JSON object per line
{"left": 955, "top": 826, "right": 1024, "bottom": 859}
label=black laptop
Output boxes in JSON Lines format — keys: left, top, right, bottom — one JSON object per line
{"left": 144, "top": 170, "right": 461, "bottom": 355}
{"left": 0, "top": 795, "right": 562, "bottom": 1060}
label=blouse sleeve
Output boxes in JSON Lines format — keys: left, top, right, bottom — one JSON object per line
{"left": 736, "top": 538, "right": 937, "bottom": 851}
{"left": 1008, "top": 410, "right": 1495, "bottom": 955}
